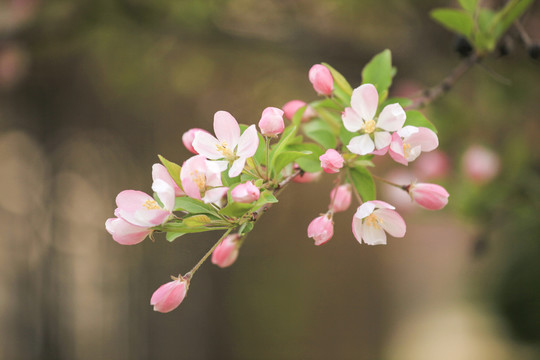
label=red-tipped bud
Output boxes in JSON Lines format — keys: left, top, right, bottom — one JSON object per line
{"left": 211, "top": 234, "right": 241, "bottom": 268}
{"left": 307, "top": 214, "right": 334, "bottom": 245}
{"left": 309, "top": 64, "right": 333, "bottom": 96}
{"left": 329, "top": 184, "right": 352, "bottom": 213}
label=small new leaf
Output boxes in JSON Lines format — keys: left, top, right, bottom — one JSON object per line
{"left": 362, "top": 49, "right": 394, "bottom": 94}
{"left": 404, "top": 110, "right": 438, "bottom": 133}
{"left": 430, "top": 9, "right": 474, "bottom": 38}
{"left": 158, "top": 155, "right": 182, "bottom": 189}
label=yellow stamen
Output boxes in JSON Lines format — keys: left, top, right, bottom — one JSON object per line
{"left": 191, "top": 171, "right": 206, "bottom": 191}
{"left": 403, "top": 143, "right": 411, "bottom": 158}
{"left": 363, "top": 119, "right": 376, "bottom": 134}
{"left": 364, "top": 213, "right": 382, "bottom": 229}
{"left": 143, "top": 199, "right": 161, "bottom": 210}
{"left": 216, "top": 141, "right": 235, "bottom": 160}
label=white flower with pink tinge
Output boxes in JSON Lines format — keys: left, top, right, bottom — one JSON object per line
{"left": 193, "top": 111, "right": 259, "bottom": 178}
{"left": 373, "top": 126, "right": 439, "bottom": 165}
{"left": 181, "top": 155, "right": 228, "bottom": 205}
{"left": 342, "top": 84, "right": 406, "bottom": 155}
{"left": 352, "top": 200, "right": 406, "bottom": 245}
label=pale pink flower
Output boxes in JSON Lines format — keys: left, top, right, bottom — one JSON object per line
{"left": 150, "top": 277, "right": 189, "bottom": 313}
{"left": 462, "top": 145, "right": 500, "bottom": 184}
{"left": 258, "top": 107, "right": 285, "bottom": 137}
{"left": 307, "top": 214, "right": 334, "bottom": 245}
{"left": 374, "top": 126, "right": 438, "bottom": 165}
{"left": 407, "top": 183, "right": 449, "bottom": 210}
{"left": 180, "top": 155, "right": 228, "bottom": 204}
{"left": 342, "top": 84, "right": 406, "bottom": 155}
{"left": 211, "top": 234, "right": 240, "bottom": 268}
{"left": 105, "top": 217, "right": 151, "bottom": 245}
{"left": 352, "top": 200, "right": 406, "bottom": 245}
{"left": 319, "top": 149, "right": 344, "bottom": 174}
{"left": 152, "top": 163, "right": 184, "bottom": 197}
{"left": 192, "top": 111, "right": 259, "bottom": 177}
{"left": 182, "top": 128, "right": 210, "bottom": 154}
{"left": 231, "top": 181, "right": 260, "bottom": 203}
{"left": 329, "top": 184, "right": 352, "bottom": 213}
{"left": 309, "top": 64, "right": 334, "bottom": 96}
{"left": 282, "top": 100, "right": 317, "bottom": 122}
{"left": 414, "top": 151, "right": 450, "bottom": 180}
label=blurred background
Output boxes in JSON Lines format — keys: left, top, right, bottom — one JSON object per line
{"left": 1, "top": 0, "right": 539, "bottom": 359}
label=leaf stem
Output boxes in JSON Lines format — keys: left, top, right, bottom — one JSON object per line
{"left": 371, "top": 173, "right": 404, "bottom": 189}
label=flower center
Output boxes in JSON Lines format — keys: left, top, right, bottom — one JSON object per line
{"left": 191, "top": 171, "right": 206, "bottom": 192}
{"left": 403, "top": 143, "right": 411, "bottom": 158}
{"left": 216, "top": 141, "right": 236, "bottom": 160}
{"left": 363, "top": 119, "right": 376, "bottom": 134}
{"left": 364, "top": 213, "right": 382, "bottom": 229}
{"left": 143, "top": 199, "right": 161, "bottom": 210}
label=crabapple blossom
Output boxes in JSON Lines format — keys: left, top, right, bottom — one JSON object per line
{"left": 182, "top": 128, "right": 210, "bottom": 154}
{"left": 211, "top": 234, "right": 241, "bottom": 268}
{"left": 307, "top": 214, "right": 334, "bottom": 245}
{"left": 258, "top": 107, "right": 285, "bottom": 137}
{"left": 150, "top": 277, "right": 189, "bottom": 313}
{"left": 152, "top": 163, "right": 184, "bottom": 196}
{"left": 192, "top": 111, "right": 259, "bottom": 177}
{"left": 282, "top": 100, "right": 317, "bottom": 122}
{"left": 329, "top": 184, "right": 352, "bottom": 213}
{"left": 105, "top": 217, "right": 151, "bottom": 245}
{"left": 309, "top": 64, "right": 333, "bottom": 96}
{"left": 414, "top": 151, "right": 450, "bottom": 180}
{"left": 352, "top": 200, "right": 406, "bottom": 245}
{"left": 342, "top": 84, "right": 406, "bottom": 155}
{"left": 407, "top": 183, "right": 449, "bottom": 210}
{"left": 180, "top": 155, "right": 228, "bottom": 204}
{"left": 374, "top": 126, "right": 438, "bottom": 165}
{"left": 231, "top": 181, "right": 260, "bottom": 203}
{"left": 319, "top": 149, "right": 344, "bottom": 174}
{"left": 462, "top": 145, "right": 500, "bottom": 184}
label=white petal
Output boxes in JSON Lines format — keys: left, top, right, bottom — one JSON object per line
{"left": 369, "top": 200, "right": 395, "bottom": 210}
{"left": 352, "top": 216, "right": 363, "bottom": 244}
{"left": 342, "top": 107, "right": 364, "bottom": 132}
{"left": 362, "top": 223, "right": 387, "bottom": 245}
{"left": 214, "top": 111, "right": 240, "bottom": 148}
{"left": 152, "top": 179, "right": 175, "bottom": 211}
{"left": 374, "top": 131, "right": 392, "bottom": 149}
{"left": 397, "top": 125, "right": 419, "bottom": 138}
{"left": 351, "top": 84, "right": 379, "bottom": 120}
{"left": 236, "top": 125, "right": 259, "bottom": 158}
{"left": 347, "top": 134, "right": 374, "bottom": 155}
{"left": 377, "top": 103, "right": 406, "bottom": 131}
{"left": 406, "top": 127, "right": 439, "bottom": 152}
{"left": 376, "top": 208, "right": 406, "bottom": 238}
{"left": 229, "top": 157, "right": 246, "bottom": 178}
{"left": 203, "top": 187, "right": 228, "bottom": 204}
{"left": 192, "top": 132, "right": 223, "bottom": 160}
{"left": 355, "top": 202, "right": 375, "bottom": 219}
{"left": 405, "top": 145, "right": 422, "bottom": 162}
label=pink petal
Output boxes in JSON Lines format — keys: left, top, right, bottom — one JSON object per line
{"left": 371, "top": 146, "right": 389, "bottom": 156}
{"left": 105, "top": 217, "right": 150, "bottom": 245}
{"left": 152, "top": 163, "right": 183, "bottom": 196}
{"left": 236, "top": 125, "right": 259, "bottom": 158}
{"left": 180, "top": 155, "right": 207, "bottom": 200}
{"left": 374, "top": 131, "right": 392, "bottom": 150}
{"left": 229, "top": 157, "right": 246, "bottom": 178}
{"left": 375, "top": 208, "right": 406, "bottom": 238}
{"left": 377, "top": 103, "right": 406, "bottom": 132}
{"left": 352, "top": 216, "right": 364, "bottom": 244}
{"left": 351, "top": 84, "right": 378, "bottom": 121}
{"left": 369, "top": 200, "right": 396, "bottom": 210}
{"left": 214, "top": 111, "right": 240, "bottom": 148}
{"left": 342, "top": 107, "right": 364, "bottom": 132}
{"left": 362, "top": 223, "right": 387, "bottom": 245}
{"left": 347, "top": 134, "right": 374, "bottom": 155}
{"left": 192, "top": 132, "right": 222, "bottom": 160}
{"left": 115, "top": 190, "right": 169, "bottom": 227}
{"left": 406, "top": 127, "right": 439, "bottom": 152}
{"left": 151, "top": 279, "right": 187, "bottom": 313}
{"left": 389, "top": 133, "right": 408, "bottom": 166}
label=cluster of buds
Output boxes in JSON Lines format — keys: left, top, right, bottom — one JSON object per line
{"left": 106, "top": 50, "right": 450, "bottom": 313}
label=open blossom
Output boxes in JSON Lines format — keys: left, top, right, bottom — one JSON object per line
{"left": 231, "top": 181, "right": 260, "bottom": 203}
{"left": 352, "top": 200, "right": 406, "bottom": 245}
{"left": 211, "top": 234, "right": 241, "bottom": 268}
{"left": 105, "top": 217, "right": 151, "bottom": 245}
{"left": 307, "top": 214, "right": 334, "bottom": 245}
{"left": 150, "top": 277, "right": 189, "bottom": 313}
{"left": 462, "top": 145, "right": 500, "bottom": 184}
{"left": 180, "top": 155, "right": 228, "bottom": 204}
{"left": 342, "top": 84, "right": 406, "bottom": 155}
{"left": 182, "top": 128, "right": 210, "bottom": 154}
{"left": 329, "top": 184, "right": 352, "bottom": 213}
{"left": 258, "top": 107, "right": 284, "bottom": 136}
{"left": 319, "top": 149, "right": 344, "bottom": 174}
{"left": 152, "top": 163, "right": 184, "bottom": 196}
{"left": 192, "top": 111, "right": 259, "bottom": 177}
{"left": 282, "top": 100, "right": 317, "bottom": 122}
{"left": 374, "top": 126, "right": 439, "bottom": 165}
{"left": 309, "top": 64, "right": 333, "bottom": 96}
{"left": 407, "top": 183, "right": 449, "bottom": 210}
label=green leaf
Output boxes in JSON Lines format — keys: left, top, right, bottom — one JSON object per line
{"left": 158, "top": 155, "right": 182, "bottom": 189}
{"left": 239, "top": 222, "right": 254, "bottom": 235}
{"left": 220, "top": 202, "right": 254, "bottom": 218}
{"left": 430, "top": 9, "right": 474, "bottom": 38}
{"left": 491, "top": 0, "right": 533, "bottom": 41}
{"left": 321, "top": 62, "right": 353, "bottom": 96}
{"left": 303, "top": 119, "right": 337, "bottom": 149}
{"left": 349, "top": 167, "right": 376, "bottom": 201}
{"left": 404, "top": 110, "right": 438, "bottom": 133}
{"left": 310, "top": 98, "right": 343, "bottom": 111}
{"left": 174, "top": 197, "right": 219, "bottom": 215}
{"left": 380, "top": 97, "right": 413, "bottom": 109}
{"left": 251, "top": 190, "right": 278, "bottom": 212}
{"left": 166, "top": 232, "right": 186, "bottom": 242}
{"left": 269, "top": 126, "right": 298, "bottom": 177}
{"left": 362, "top": 49, "right": 394, "bottom": 94}
{"left": 273, "top": 150, "right": 312, "bottom": 176}
{"left": 183, "top": 214, "right": 212, "bottom": 227}
{"left": 458, "top": 0, "right": 478, "bottom": 13}
{"left": 339, "top": 126, "right": 357, "bottom": 147}
{"left": 287, "top": 143, "right": 324, "bottom": 173}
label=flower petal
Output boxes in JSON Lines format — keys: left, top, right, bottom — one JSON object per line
{"left": 214, "top": 111, "right": 240, "bottom": 148}
{"left": 152, "top": 179, "right": 175, "bottom": 212}
{"left": 351, "top": 84, "right": 378, "bottom": 120}
{"left": 370, "top": 200, "right": 396, "bottom": 210}
{"left": 362, "top": 223, "right": 387, "bottom": 245}
{"left": 397, "top": 125, "right": 419, "bottom": 138}
{"left": 203, "top": 187, "right": 228, "bottom": 205}
{"left": 376, "top": 208, "right": 406, "bottom": 238}
{"left": 374, "top": 131, "right": 392, "bottom": 150}
{"left": 236, "top": 125, "right": 259, "bottom": 158}
{"left": 347, "top": 134, "right": 374, "bottom": 155}
{"left": 406, "top": 127, "right": 439, "bottom": 152}
{"left": 115, "top": 190, "right": 169, "bottom": 227}
{"left": 389, "top": 133, "right": 408, "bottom": 166}
{"left": 192, "top": 132, "right": 223, "bottom": 160}
{"left": 355, "top": 202, "right": 376, "bottom": 219}
{"left": 106, "top": 217, "right": 150, "bottom": 245}
{"left": 352, "top": 216, "right": 364, "bottom": 244}
{"left": 229, "top": 157, "right": 246, "bottom": 178}
{"left": 377, "top": 103, "right": 406, "bottom": 131}
{"left": 342, "top": 107, "right": 364, "bottom": 132}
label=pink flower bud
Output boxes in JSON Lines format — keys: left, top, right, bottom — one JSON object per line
{"left": 307, "top": 214, "right": 334, "bottom": 245}
{"left": 408, "top": 183, "right": 449, "bottom": 210}
{"left": 282, "top": 100, "right": 317, "bottom": 123}
{"left": 231, "top": 181, "right": 260, "bottom": 203}
{"left": 462, "top": 145, "right": 500, "bottom": 184}
{"left": 319, "top": 149, "right": 344, "bottom": 174}
{"left": 258, "top": 107, "right": 285, "bottom": 136}
{"left": 211, "top": 234, "right": 240, "bottom": 268}
{"left": 150, "top": 277, "right": 189, "bottom": 313}
{"left": 309, "top": 64, "right": 334, "bottom": 96}
{"left": 182, "top": 128, "right": 210, "bottom": 154}
{"left": 329, "top": 184, "right": 352, "bottom": 212}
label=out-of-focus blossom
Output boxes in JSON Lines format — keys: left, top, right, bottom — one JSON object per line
{"left": 0, "top": 44, "right": 29, "bottom": 89}
{"left": 211, "top": 234, "right": 241, "bottom": 268}
{"left": 343, "top": 84, "right": 406, "bottom": 155}
{"left": 258, "top": 107, "right": 284, "bottom": 137}
{"left": 231, "top": 181, "right": 260, "bottom": 203}
{"left": 462, "top": 145, "right": 500, "bottom": 184}
{"left": 309, "top": 64, "right": 333, "bottom": 96}
{"left": 193, "top": 111, "right": 259, "bottom": 177}
{"left": 414, "top": 151, "right": 450, "bottom": 180}
{"left": 180, "top": 155, "right": 228, "bottom": 204}
{"left": 182, "top": 128, "right": 210, "bottom": 154}
{"left": 282, "top": 100, "right": 317, "bottom": 122}
{"left": 152, "top": 163, "right": 184, "bottom": 197}
{"left": 319, "top": 149, "right": 344, "bottom": 174}
{"left": 381, "top": 169, "right": 416, "bottom": 211}
{"left": 150, "top": 277, "right": 189, "bottom": 313}
{"left": 407, "top": 183, "right": 449, "bottom": 210}
{"left": 307, "top": 214, "right": 334, "bottom": 245}
{"left": 292, "top": 167, "right": 321, "bottom": 183}
{"left": 352, "top": 200, "right": 406, "bottom": 245}
{"left": 329, "top": 184, "right": 352, "bottom": 213}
